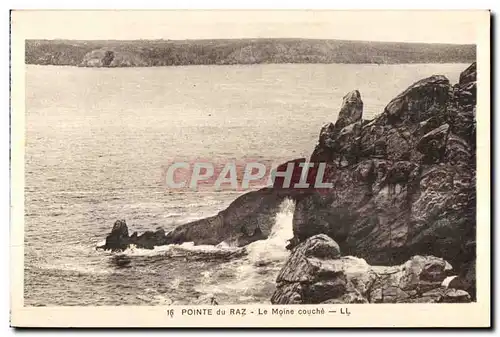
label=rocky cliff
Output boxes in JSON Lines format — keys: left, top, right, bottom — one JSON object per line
{"left": 284, "top": 62, "right": 477, "bottom": 300}
{"left": 99, "top": 63, "right": 477, "bottom": 303}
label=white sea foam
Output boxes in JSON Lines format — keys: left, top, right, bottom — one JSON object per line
{"left": 120, "top": 240, "right": 241, "bottom": 257}
{"left": 244, "top": 198, "right": 295, "bottom": 265}
{"left": 95, "top": 198, "right": 296, "bottom": 304}
{"left": 194, "top": 198, "right": 296, "bottom": 298}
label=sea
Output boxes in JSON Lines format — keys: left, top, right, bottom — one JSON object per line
{"left": 24, "top": 63, "right": 467, "bottom": 306}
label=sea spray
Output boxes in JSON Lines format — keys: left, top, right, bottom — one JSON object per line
{"left": 101, "top": 198, "right": 296, "bottom": 304}
{"left": 244, "top": 198, "right": 296, "bottom": 265}
{"left": 194, "top": 198, "right": 296, "bottom": 302}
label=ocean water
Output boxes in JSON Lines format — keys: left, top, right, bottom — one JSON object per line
{"left": 24, "top": 63, "right": 468, "bottom": 306}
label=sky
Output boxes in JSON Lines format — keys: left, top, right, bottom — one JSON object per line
{"left": 12, "top": 10, "right": 485, "bottom": 44}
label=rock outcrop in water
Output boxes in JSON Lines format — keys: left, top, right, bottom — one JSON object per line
{"left": 285, "top": 62, "right": 477, "bottom": 299}
{"left": 272, "top": 234, "right": 472, "bottom": 304}
{"left": 99, "top": 187, "right": 305, "bottom": 251}
{"left": 164, "top": 188, "right": 296, "bottom": 247}
{"left": 98, "top": 220, "right": 169, "bottom": 251}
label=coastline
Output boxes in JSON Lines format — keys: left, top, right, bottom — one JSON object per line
{"left": 26, "top": 38, "right": 476, "bottom": 68}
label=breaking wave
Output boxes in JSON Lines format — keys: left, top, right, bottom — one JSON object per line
{"left": 93, "top": 198, "right": 296, "bottom": 304}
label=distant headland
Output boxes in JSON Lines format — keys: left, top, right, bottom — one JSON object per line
{"left": 25, "top": 39, "right": 476, "bottom": 67}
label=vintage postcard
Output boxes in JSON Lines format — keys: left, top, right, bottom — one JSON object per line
{"left": 10, "top": 10, "right": 491, "bottom": 328}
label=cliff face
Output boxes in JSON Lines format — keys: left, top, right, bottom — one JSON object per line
{"left": 286, "top": 62, "right": 477, "bottom": 298}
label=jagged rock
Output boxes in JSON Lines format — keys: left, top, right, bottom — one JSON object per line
{"left": 273, "top": 235, "right": 469, "bottom": 304}
{"left": 276, "top": 234, "right": 343, "bottom": 285}
{"left": 290, "top": 64, "right": 476, "bottom": 291}
{"left": 98, "top": 220, "right": 169, "bottom": 252}
{"left": 99, "top": 220, "right": 130, "bottom": 252}
{"left": 335, "top": 90, "right": 363, "bottom": 130}
{"left": 131, "top": 227, "right": 168, "bottom": 249}
{"left": 382, "top": 75, "right": 451, "bottom": 126}
{"left": 311, "top": 90, "right": 364, "bottom": 163}
{"left": 273, "top": 235, "right": 352, "bottom": 304}
{"left": 354, "top": 76, "right": 453, "bottom": 162}
{"left": 335, "top": 121, "right": 363, "bottom": 165}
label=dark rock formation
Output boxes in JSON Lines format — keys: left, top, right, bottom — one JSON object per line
{"left": 99, "top": 220, "right": 131, "bottom": 251}
{"left": 311, "top": 90, "right": 364, "bottom": 164}
{"left": 335, "top": 90, "right": 363, "bottom": 130}
{"left": 97, "top": 220, "right": 169, "bottom": 251}
{"left": 99, "top": 187, "right": 304, "bottom": 252}
{"left": 289, "top": 63, "right": 476, "bottom": 298}
{"left": 164, "top": 187, "right": 302, "bottom": 247}
{"left": 272, "top": 235, "right": 471, "bottom": 304}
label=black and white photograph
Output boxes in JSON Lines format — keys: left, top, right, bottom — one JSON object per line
{"left": 10, "top": 9, "right": 491, "bottom": 328}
